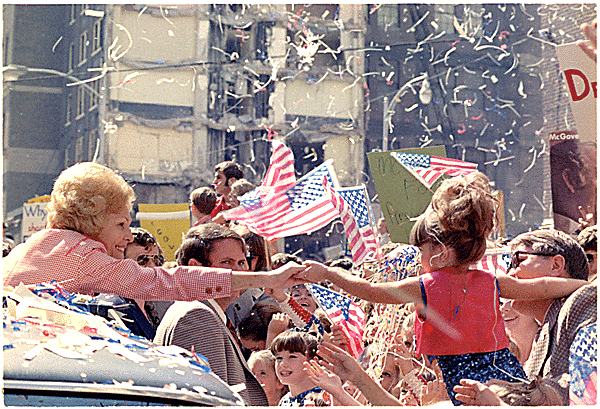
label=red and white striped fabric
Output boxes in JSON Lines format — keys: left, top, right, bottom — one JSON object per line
{"left": 223, "top": 160, "right": 339, "bottom": 239}
{"left": 470, "top": 249, "right": 511, "bottom": 275}
{"left": 391, "top": 152, "right": 478, "bottom": 189}
{"left": 260, "top": 139, "right": 296, "bottom": 196}
{"left": 337, "top": 186, "right": 380, "bottom": 261}
{"left": 306, "top": 283, "right": 366, "bottom": 359}
{"left": 322, "top": 176, "right": 375, "bottom": 265}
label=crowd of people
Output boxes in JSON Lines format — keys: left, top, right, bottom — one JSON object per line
{"left": 2, "top": 19, "right": 597, "bottom": 407}
{"left": 3, "top": 157, "right": 597, "bottom": 407}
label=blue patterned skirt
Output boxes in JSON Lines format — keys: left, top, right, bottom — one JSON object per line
{"left": 427, "top": 348, "right": 526, "bottom": 405}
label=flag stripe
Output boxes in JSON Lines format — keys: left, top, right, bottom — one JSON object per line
{"left": 322, "top": 178, "right": 375, "bottom": 264}
{"left": 224, "top": 160, "right": 340, "bottom": 239}
{"left": 391, "top": 152, "right": 478, "bottom": 189}
{"left": 306, "top": 283, "right": 365, "bottom": 358}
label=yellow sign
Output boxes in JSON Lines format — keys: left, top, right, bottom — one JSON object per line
{"left": 27, "top": 195, "right": 51, "bottom": 203}
{"left": 137, "top": 203, "right": 191, "bottom": 262}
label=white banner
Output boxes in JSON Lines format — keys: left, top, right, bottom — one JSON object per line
{"left": 21, "top": 202, "right": 49, "bottom": 242}
{"left": 556, "top": 41, "right": 597, "bottom": 144}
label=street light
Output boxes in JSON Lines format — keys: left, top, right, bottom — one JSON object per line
{"left": 2, "top": 64, "right": 101, "bottom": 97}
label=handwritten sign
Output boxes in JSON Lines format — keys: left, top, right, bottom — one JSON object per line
{"left": 22, "top": 202, "right": 49, "bottom": 242}
{"left": 367, "top": 146, "right": 447, "bottom": 244}
{"left": 137, "top": 203, "right": 191, "bottom": 262}
{"left": 555, "top": 41, "right": 597, "bottom": 144}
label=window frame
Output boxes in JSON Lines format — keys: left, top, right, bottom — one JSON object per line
{"left": 92, "top": 19, "right": 102, "bottom": 55}
{"left": 76, "top": 85, "right": 86, "bottom": 120}
{"left": 78, "top": 31, "right": 88, "bottom": 66}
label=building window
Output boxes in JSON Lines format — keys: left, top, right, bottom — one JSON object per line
{"left": 68, "top": 43, "right": 76, "bottom": 73}
{"left": 88, "top": 131, "right": 98, "bottom": 161}
{"left": 64, "top": 147, "right": 71, "bottom": 168}
{"left": 65, "top": 94, "right": 73, "bottom": 126}
{"left": 76, "top": 86, "right": 85, "bottom": 119}
{"left": 79, "top": 31, "right": 88, "bottom": 66}
{"left": 461, "top": 5, "right": 483, "bottom": 36}
{"left": 75, "top": 136, "right": 84, "bottom": 162}
{"left": 70, "top": 4, "right": 77, "bottom": 25}
{"left": 376, "top": 4, "right": 399, "bottom": 30}
{"left": 92, "top": 20, "right": 102, "bottom": 54}
{"left": 434, "top": 5, "right": 455, "bottom": 34}
{"left": 80, "top": 4, "right": 89, "bottom": 15}
{"left": 89, "top": 79, "right": 100, "bottom": 111}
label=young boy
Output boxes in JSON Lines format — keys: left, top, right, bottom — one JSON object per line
{"left": 248, "top": 349, "right": 288, "bottom": 406}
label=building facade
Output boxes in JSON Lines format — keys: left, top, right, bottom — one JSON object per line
{"left": 3, "top": 4, "right": 596, "bottom": 255}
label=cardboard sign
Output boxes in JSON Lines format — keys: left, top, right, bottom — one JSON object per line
{"left": 555, "top": 41, "right": 597, "bottom": 144}
{"left": 22, "top": 201, "right": 49, "bottom": 242}
{"left": 367, "top": 146, "right": 446, "bottom": 243}
{"left": 137, "top": 203, "right": 191, "bottom": 262}
{"left": 549, "top": 130, "right": 597, "bottom": 234}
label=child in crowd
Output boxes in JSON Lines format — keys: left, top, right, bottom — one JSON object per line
{"left": 270, "top": 330, "right": 360, "bottom": 406}
{"left": 248, "top": 349, "right": 288, "bottom": 406}
{"left": 289, "top": 284, "right": 318, "bottom": 314}
{"left": 302, "top": 172, "right": 589, "bottom": 404}
{"left": 237, "top": 302, "right": 286, "bottom": 352}
{"left": 270, "top": 330, "right": 330, "bottom": 406}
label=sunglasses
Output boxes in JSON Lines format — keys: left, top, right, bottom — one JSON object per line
{"left": 136, "top": 254, "right": 165, "bottom": 267}
{"left": 509, "top": 251, "right": 554, "bottom": 270}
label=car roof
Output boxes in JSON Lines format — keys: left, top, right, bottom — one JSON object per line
{"left": 3, "top": 284, "right": 244, "bottom": 406}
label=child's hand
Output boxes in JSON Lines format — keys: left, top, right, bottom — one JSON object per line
{"left": 577, "top": 204, "right": 596, "bottom": 230}
{"left": 268, "top": 313, "right": 291, "bottom": 335}
{"left": 263, "top": 287, "right": 287, "bottom": 303}
{"left": 388, "top": 340, "right": 414, "bottom": 376}
{"left": 578, "top": 19, "right": 597, "bottom": 62}
{"left": 315, "top": 341, "right": 361, "bottom": 384}
{"left": 454, "top": 379, "right": 506, "bottom": 406}
{"left": 329, "top": 324, "right": 349, "bottom": 351}
{"left": 301, "top": 260, "right": 329, "bottom": 283}
{"left": 304, "top": 359, "right": 343, "bottom": 393}
{"left": 420, "top": 359, "right": 451, "bottom": 405}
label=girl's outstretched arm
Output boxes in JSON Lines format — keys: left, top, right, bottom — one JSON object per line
{"left": 302, "top": 261, "right": 422, "bottom": 305}
{"left": 497, "top": 273, "right": 589, "bottom": 300}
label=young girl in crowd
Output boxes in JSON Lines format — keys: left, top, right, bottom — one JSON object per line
{"left": 302, "top": 172, "right": 589, "bottom": 404}
{"left": 270, "top": 330, "right": 360, "bottom": 406}
{"left": 270, "top": 330, "right": 330, "bottom": 406}
{"left": 248, "top": 349, "right": 288, "bottom": 406}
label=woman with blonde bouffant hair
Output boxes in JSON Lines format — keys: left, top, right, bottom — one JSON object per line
{"left": 3, "top": 162, "right": 305, "bottom": 301}
{"left": 46, "top": 162, "right": 135, "bottom": 237}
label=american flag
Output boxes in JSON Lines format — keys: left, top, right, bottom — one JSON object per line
{"left": 470, "top": 249, "right": 511, "bottom": 275}
{"left": 391, "top": 152, "right": 478, "bottom": 189}
{"left": 223, "top": 160, "right": 340, "bottom": 239}
{"left": 322, "top": 179, "right": 377, "bottom": 264}
{"left": 337, "top": 186, "right": 380, "bottom": 260}
{"left": 261, "top": 140, "right": 296, "bottom": 195}
{"left": 569, "top": 323, "right": 597, "bottom": 405}
{"left": 306, "top": 283, "right": 365, "bottom": 358}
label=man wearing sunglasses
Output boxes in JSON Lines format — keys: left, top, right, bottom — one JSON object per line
{"left": 455, "top": 229, "right": 596, "bottom": 405}
{"left": 85, "top": 228, "right": 166, "bottom": 340}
